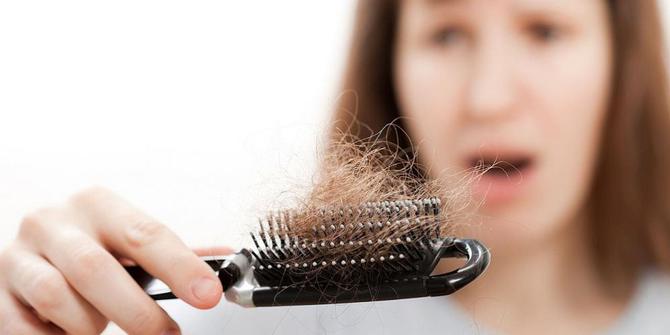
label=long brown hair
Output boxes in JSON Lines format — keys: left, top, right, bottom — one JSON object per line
{"left": 332, "top": 0, "right": 670, "bottom": 294}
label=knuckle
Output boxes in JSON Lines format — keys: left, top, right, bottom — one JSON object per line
{"left": 0, "top": 245, "right": 16, "bottom": 272}
{"left": 91, "top": 317, "right": 110, "bottom": 334}
{"left": 126, "top": 305, "right": 164, "bottom": 334}
{"left": 125, "top": 219, "right": 167, "bottom": 248}
{"left": 1, "top": 321, "right": 22, "bottom": 335}
{"left": 68, "top": 186, "right": 112, "bottom": 208}
{"left": 67, "top": 244, "right": 108, "bottom": 286}
{"left": 71, "top": 312, "right": 109, "bottom": 335}
{"left": 18, "top": 207, "right": 60, "bottom": 238}
{"left": 26, "top": 270, "right": 65, "bottom": 313}
{"left": 78, "top": 319, "right": 109, "bottom": 335}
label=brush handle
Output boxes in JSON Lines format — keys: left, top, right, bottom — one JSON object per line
{"left": 426, "top": 238, "right": 490, "bottom": 295}
{"left": 125, "top": 252, "right": 248, "bottom": 300}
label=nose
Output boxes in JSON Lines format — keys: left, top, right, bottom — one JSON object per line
{"left": 466, "top": 36, "right": 517, "bottom": 121}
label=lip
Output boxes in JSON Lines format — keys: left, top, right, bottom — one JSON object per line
{"left": 464, "top": 148, "right": 537, "bottom": 206}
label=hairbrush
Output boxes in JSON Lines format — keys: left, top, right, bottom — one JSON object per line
{"left": 126, "top": 197, "right": 489, "bottom": 307}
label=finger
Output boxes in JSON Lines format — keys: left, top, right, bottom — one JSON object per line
{"left": 193, "top": 246, "right": 235, "bottom": 257}
{"left": 5, "top": 245, "right": 108, "bottom": 335}
{"left": 0, "top": 292, "right": 63, "bottom": 335}
{"left": 31, "top": 226, "right": 181, "bottom": 335}
{"left": 69, "top": 187, "right": 223, "bottom": 309}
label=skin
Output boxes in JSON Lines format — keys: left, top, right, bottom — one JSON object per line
{"left": 0, "top": 187, "right": 232, "bottom": 335}
{"left": 394, "top": 0, "right": 620, "bottom": 334}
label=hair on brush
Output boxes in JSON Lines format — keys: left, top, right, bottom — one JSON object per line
{"left": 250, "top": 127, "right": 476, "bottom": 285}
{"left": 127, "top": 125, "right": 489, "bottom": 306}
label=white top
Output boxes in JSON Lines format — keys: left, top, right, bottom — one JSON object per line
{"left": 152, "top": 271, "right": 670, "bottom": 334}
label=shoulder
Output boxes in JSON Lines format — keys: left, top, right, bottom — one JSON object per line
{"left": 608, "top": 270, "right": 670, "bottom": 335}
{"left": 642, "top": 270, "right": 670, "bottom": 297}
{"left": 636, "top": 270, "right": 670, "bottom": 312}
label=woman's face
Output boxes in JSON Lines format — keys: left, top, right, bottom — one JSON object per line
{"left": 394, "top": 0, "right": 612, "bottom": 248}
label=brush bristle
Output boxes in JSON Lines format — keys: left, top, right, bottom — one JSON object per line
{"left": 249, "top": 198, "right": 443, "bottom": 289}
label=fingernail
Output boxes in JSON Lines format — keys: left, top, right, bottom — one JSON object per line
{"left": 162, "top": 328, "right": 180, "bottom": 335}
{"left": 191, "top": 276, "right": 218, "bottom": 301}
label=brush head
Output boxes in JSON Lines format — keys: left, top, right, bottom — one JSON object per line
{"left": 249, "top": 198, "right": 447, "bottom": 291}
{"left": 130, "top": 197, "right": 488, "bottom": 306}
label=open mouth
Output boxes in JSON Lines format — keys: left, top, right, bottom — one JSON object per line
{"left": 470, "top": 157, "right": 534, "bottom": 177}
{"left": 465, "top": 150, "right": 537, "bottom": 204}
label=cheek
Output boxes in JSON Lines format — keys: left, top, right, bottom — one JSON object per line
{"left": 534, "top": 46, "right": 610, "bottom": 185}
{"left": 393, "top": 53, "right": 467, "bottom": 174}
{"left": 515, "top": 40, "right": 611, "bottom": 233}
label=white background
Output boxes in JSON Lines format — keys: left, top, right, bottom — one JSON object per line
{"left": 0, "top": 0, "right": 669, "bottom": 248}
{"left": 0, "top": 0, "right": 669, "bottom": 260}
{"left": 0, "top": 1, "right": 356, "bottom": 249}
{"left": 1, "top": 1, "right": 669, "bottom": 334}
{"left": 0, "top": 0, "right": 668, "bottom": 247}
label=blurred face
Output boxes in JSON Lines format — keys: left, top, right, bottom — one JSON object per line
{"left": 394, "top": 0, "right": 612, "bottom": 248}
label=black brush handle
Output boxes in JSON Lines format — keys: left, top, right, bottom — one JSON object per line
{"left": 252, "top": 280, "right": 435, "bottom": 306}
{"left": 426, "top": 238, "right": 490, "bottom": 296}
{"left": 125, "top": 255, "right": 240, "bottom": 300}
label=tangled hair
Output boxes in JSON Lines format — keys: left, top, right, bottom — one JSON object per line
{"left": 251, "top": 123, "right": 480, "bottom": 288}
{"left": 303, "top": 125, "right": 473, "bottom": 231}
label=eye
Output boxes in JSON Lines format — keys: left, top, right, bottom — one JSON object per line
{"left": 526, "top": 22, "right": 561, "bottom": 43}
{"left": 431, "top": 26, "right": 466, "bottom": 47}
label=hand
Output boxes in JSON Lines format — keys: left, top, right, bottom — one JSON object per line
{"left": 0, "top": 187, "right": 225, "bottom": 335}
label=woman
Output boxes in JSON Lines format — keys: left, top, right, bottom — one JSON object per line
{"left": 333, "top": 0, "right": 670, "bottom": 333}
{"left": 1, "top": 0, "right": 669, "bottom": 334}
